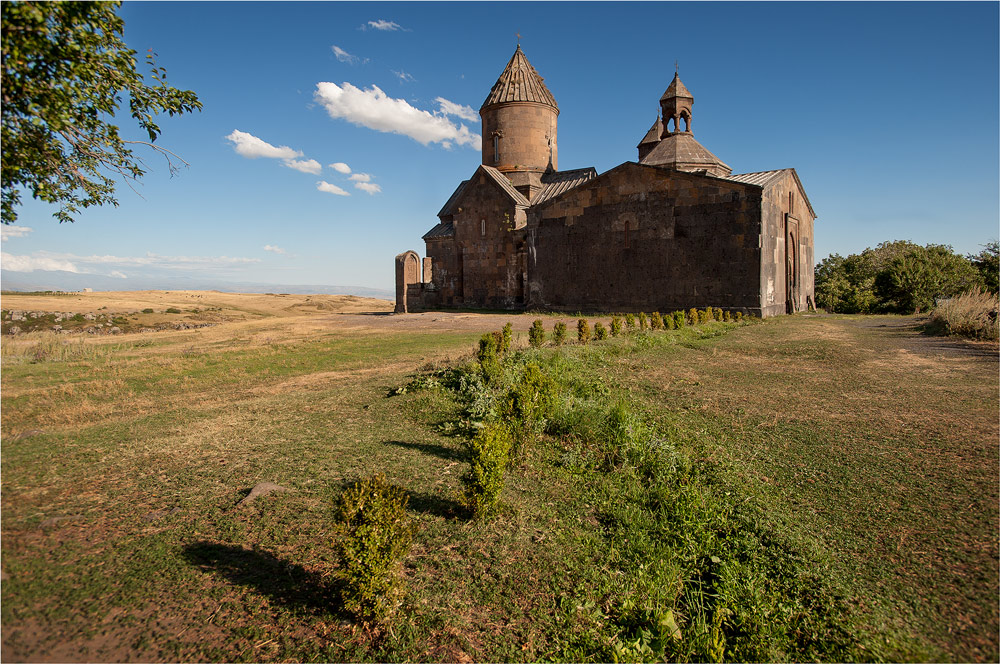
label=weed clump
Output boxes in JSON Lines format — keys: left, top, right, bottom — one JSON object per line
{"left": 462, "top": 421, "right": 513, "bottom": 520}
{"left": 594, "top": 321, "right": 608, "bottom": 340}
{"left": 529, "top": 319, "right": 546, "bottom": 347}
{"left": 553, "top": 321, "right": 567, "bottom": 346}
{"left": 333, "top": 474, "right": 415, "bottom": 625}
{"left": 577, "top": 318, "right": 590, "bottom": 344}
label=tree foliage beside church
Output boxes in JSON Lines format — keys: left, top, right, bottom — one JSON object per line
{"left": 1, "top": 0, "right": 201, "bottom": 224}
{"left": 815, "top": 240, "right": 987, "bottom": 314}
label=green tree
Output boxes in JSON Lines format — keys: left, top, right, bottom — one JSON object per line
{"left": 968, "top": 240, "right": 999, "bottom": 294}
{"left": 874, "top": 244, "right": 980, "bottom": 313}
{"left": 2, "top": 1, "right": 202, "bottom": 224}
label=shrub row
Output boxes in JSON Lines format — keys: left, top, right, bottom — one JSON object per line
{"left": 526, "top": 308, "right": 750, "bottom": 348}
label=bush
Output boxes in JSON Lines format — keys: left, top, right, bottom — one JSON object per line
{"left": 553, "top": 321, "right": 567, "bottom": 346}
{"left": 713, "top": 308, "right": 723, "bottom": 322}
{"left": 927, "top": 287, "right": 999, "bottom": 340}
{"left": 650, "top": 312, "right": 663, "bottom": 330}
{"left": 594, "top": 321, "right": 608, "bottom": 340}
{"left": 500, "top": 322, "right": 513, "bottom": 354}
{"left": 968, "top": 241, "right": 999, "bottom": 294}
{"left": 673, "top": 311, "right": 686, "bottom": 328}
{"left": 625, "top": 313, "right": 635, "bottom": 330}
{"left": 477, "top": 332, "right": 501, "bottom": 383}
{"left": 499, "top": 362, "right": 559, "bottom": 453}
{"left": 723, "top": 310, "right": 732, "bottom": 322}
{"left": 333, "top": 474, "right": 416, "bottom": 624}
{"left": 704, "top": 306, "right": 713, "bottom": 322}
{"left": 736, "top": 311, "right": 744, "bottom": 322}
{"left": 637, "top": 312, "right": 647, "bottom": 330}
{"left": 462, "top": 421, "right": 513, "bottom": 520}
{"left": 610, "top": 316, "right": 623, "bottom": 337}
{"left": 165, "top": 307, "right": 181, "bottom": 314}
{"left": 664, "top": 313, "right": 676, "bottom": 330}
{"left": 577, "top": 318, "right": 590, "bottom": 344}
{"left": 528, "top": 319, "right": 546, "bottom": 347}
{"left": 141, "top": 308, "right": 154, "bottom": 314}
{"left": 687, "top": 308, "right": 698, "bottom": 326}
{"left": 698, "top": 309, "right": 711, "bottom": 324}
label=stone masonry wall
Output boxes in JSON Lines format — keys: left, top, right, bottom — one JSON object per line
{"left": 759, "top": 172, "right": 815, "bottom": 317}
{"left": 526, "top": 163, "right": 764, "bottom": 314}
{"left": 482, "top": 102, "right": 558, "bottom": 174}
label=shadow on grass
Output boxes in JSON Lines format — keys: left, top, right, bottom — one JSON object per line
{"left": 404, "top": 490, "right": 468, "bottom": 520}
{"left": 183, "top": 542, "right": 345, "bottom": 617}
{"left": 383, "top": 439, "right": 466, "bottom": 462}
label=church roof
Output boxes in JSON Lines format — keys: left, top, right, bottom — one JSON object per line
{"left": 639, "top": 132, "right": 731, "bottom": 175}
{"left": 534, "top": 167, "right": 598, "bottom": 205}
{"left": 660, "top": 73, "right": 692, "bottom": 100}
{"left": 637, "top": 117, "right": 662, "bottom": 148}
{"left": 480, "top": 165, "right": 532, "bottom": 207}
{"left": 437, "top": 179, "right": 469, "bottom": 218}
{"left": 726, "top": 169, "right": 817, "bottom": 217}
{"left": 422, "top": 220, "right": 455, "bottom": 240}
{"left": 481, "top": 45, "right": 558, "bottom": 110}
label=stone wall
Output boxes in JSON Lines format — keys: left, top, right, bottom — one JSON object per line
{"left": 526, "top": 163, "right": 765, "bottom": 314}
{"left": 759, "top": 171, "right": 816, "bottom": 316}
{"left": 481, "top": 102, "right": 558, "bottom": 174}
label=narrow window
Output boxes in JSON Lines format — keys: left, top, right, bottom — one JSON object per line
{"left": 789, "top": 192, "right": 794, "bottom": 216}
{"left": 624, "top": 223, "right": 630, "bottom": 249}
{"left": 493, "top": 134, "right": 499, "bottom": 163}
{"left": 481, "top": 219, "right": 486, "bottom": 236}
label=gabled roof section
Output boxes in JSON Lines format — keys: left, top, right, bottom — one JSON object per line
{"left": 422, "top": 220, "right": 455, "bottom": 241}
{"left": 481, "top": 45, "right": 558, "bottom": 111}
{"left": 437, "top": 180, "right": 469, "bottom": 218}
{"left": 479, "top": 165, "right": 531, "bottom": 207}
{"left": 726, "top": 168, "right": 817, "bottom": 218}
{"left": 534, "top": 167, "right": 598, "bottom": 205}
{"left": 637, "top": 117, "right": 662, "bottom": 148}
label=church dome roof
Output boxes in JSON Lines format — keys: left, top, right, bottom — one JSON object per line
{"left": 639, "top": 132, "right": 731, "bottom": 177}
{"left": 481, "top": 45, "right": 558, "bottom": 111}
{"left": 660, "top": 73, "right": 693, "bottom": 101}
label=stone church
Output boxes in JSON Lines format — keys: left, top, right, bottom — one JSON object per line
{"left": 395, "top": 46, "right": 815, "bottom": 317}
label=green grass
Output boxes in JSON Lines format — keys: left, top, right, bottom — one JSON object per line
{"left": 1, "top": 314, "right": 996, "bottom": 661}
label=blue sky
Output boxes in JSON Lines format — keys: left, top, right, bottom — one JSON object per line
{"left": 3, "top": 1, "right": 998, "bottom": 293}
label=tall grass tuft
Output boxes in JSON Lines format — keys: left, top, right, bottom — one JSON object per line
{"left": 928, "top": 287, "right": 999, "bottom": 340}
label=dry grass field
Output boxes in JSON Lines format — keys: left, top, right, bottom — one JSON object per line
{"left": 1, "top": 293, "right": 996, "bottom": 662}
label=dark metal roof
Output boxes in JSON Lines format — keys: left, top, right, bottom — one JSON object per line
{"left": 534, "top": 167, "right": 598, "bottom": 205}
{"left": 480, "top": 165, "right": 531, "bottom": 207}
{"left": 725, "top": 169, "right": 817, "bottom": 218}
{"left": 637, "top": 117, "right": 662, "bottom": 148}
{"left": 481, "top": 45, "right": 558, "bottom": 110}
{"left": 422, "top": 221, "right": 454, "bottom": 241}
{"left": 437, "top": 180, "right": 469, "bottom": 218}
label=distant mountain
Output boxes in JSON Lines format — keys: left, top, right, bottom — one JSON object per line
{"left": 0, "top": 270, "right": 394, "bottom": 300}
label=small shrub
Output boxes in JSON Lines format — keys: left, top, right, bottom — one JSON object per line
{"left": 477, "top": 332, "right": 501, "bottom": 383}
{"left": 141, "top": 308, "right": 154, "bottom": 314}
{"left": 528, "top": 319, "right": 546, "bottom": 347}
{"left": 500, "top": 362, "right": 559, "bottom": 453}
{"left": 625, "top": 313, "right": 636, "bottom": 330}
{"left": 705, "top": 306, "right": 714, "bottom": 321}
{"left": 713, "top": 307, "right": 723, "bottom": 321}
{"left": 650, "top": 312, "right": 663, "bottom": 330}
{"left": 611, "top": 316, "right": 623, "bottom": 337}
{"left": 638, "top": 312, "right": 648, "bottom": 330}
{"left": 577, "top": 318, "right": 591, "bottom": 344}
{"left": 553, "top": 321, "right": 567, "bottom": 346}
{"left": 664, "top": 314, "right": 676, "bottom": 330}
{"left": 687, "top": 308, "right": 699, "bottom": 326}
{"left": 699, "top": 309, "right": 711, "bottom": 324}
{"left": 736, "top": 311, "right": 744, "bottom": 322}
{"left": 723, "top": 310, "right": 732, "bottom": 322}
{"left": 500, "top": 322, "right": 513, "bottom": 354}
{"left": 165, "top": 307, "right": 181, "bottom": 314}
{"left": 333, "top": 474, "right": 416, "bottom": 624}
{"left": 462, "top": 421, "right": 513, "bottom": 520}
{"left": 594, "top": 321, "right": 608, "bottom": 340}
{"left": 673, "top": 311, "right": 686, "bottom": 328}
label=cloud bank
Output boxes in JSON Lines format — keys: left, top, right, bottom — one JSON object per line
{"left": 314, "top": 82, "right": 481, "bottom": 150}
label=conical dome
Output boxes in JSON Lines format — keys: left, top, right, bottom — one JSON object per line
{"left": 481, "top": 45, "right": 558, "bottom": 110}
{"left": 660, "top": 72, "right": 693, "bottom": 100}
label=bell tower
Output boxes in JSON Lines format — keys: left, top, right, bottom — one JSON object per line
{"left": 480, "top": 45, "right": 559, "bottom": 200}
{"left": 659, "top": 72, "right": 693, "bottom": 137}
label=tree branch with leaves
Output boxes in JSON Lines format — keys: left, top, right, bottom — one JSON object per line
{"left": 1, "top": 0, "right": 201, "bottom": 224}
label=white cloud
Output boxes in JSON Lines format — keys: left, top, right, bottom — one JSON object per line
{"left": 263, "top": 245, "right": 288, "bottom": 255}
{"left": 283, "top": 158, "right": 322, "bottom": 175}
{"left": 392, "top": 70, "right": 415, "bottom": 83}
{"left": 314, "top": 82, "right": 481, "bottom": 150}
{"left": 1, "top": 251, "right": 79, "bottom": 273}
{"left": 1, "top": 250, "right": 260, "bottom": 276}
{"left": 363, "top": 19, "right": 405, "bottom": 31}
{"left": 0, "top": 226, "right": 33, "bottom": 242}
{"left": 329, "top": 162, "right": 352, "bottom": 174}
{"left": 332, "top": 45, "right": 367, "bottom": 65}
{"left": 225, "top": 130, "right": 301, "bottom": 160}
{"left": 317, "top": 181, "right": 350, "bottom": 196}
{"left": 436, "top": 97, "right": 479, "bottom": 123}
{"left": 348, "top": 173, "right": 371, "bottom": 182}
{"left": 354, "top": 182, "right": 382, "bottom": 195}
{"left": 110, "top": 270, "right": 127, "bottom": 279}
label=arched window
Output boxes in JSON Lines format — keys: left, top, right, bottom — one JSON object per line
{"left": 492, "top": 130, "right": 503, "bottom": 164}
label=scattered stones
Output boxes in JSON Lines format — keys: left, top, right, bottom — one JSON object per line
{"left": 108, "top": 326, "right": 122, "bottom": 334}
{"left": 236, "top": 482, "right": 290, "bottom": 508}
{"left": 52, "top": 325, "right": 62, "bottom": 331}
{"left": 8, "top": 326, "right": 20, "bottom": 335}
